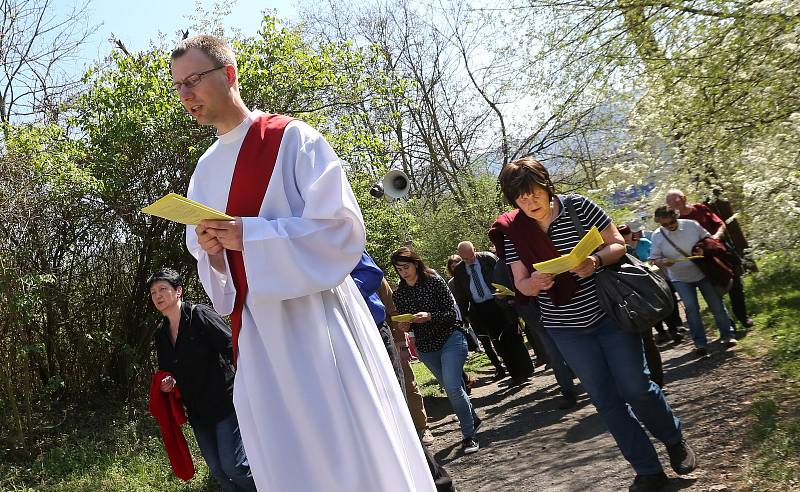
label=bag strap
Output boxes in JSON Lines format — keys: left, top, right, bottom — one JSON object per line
{"left": 563, "top": 194, "right": 585, "bottom": 235}
{"left": 659, "top": 227, "right": 692, "bottom": 257}
{"left": 564, "top": 194, "right": 618, "bottom": 268}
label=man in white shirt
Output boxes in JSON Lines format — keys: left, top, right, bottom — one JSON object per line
{"left": 171, "top": 34, "right": 434, "bottom": 491}
{"left": 649, "top": 206, "right": 736, "bottom": 356}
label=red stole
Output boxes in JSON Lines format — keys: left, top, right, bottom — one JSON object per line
{"left": 225, "top": 113, "right": 294, "bottom": 366}
{"left": 488, "top": 207, "right": 579, "bottom": 306}
{"left": 148, "top": 371, "right": 194, "bottom": 481}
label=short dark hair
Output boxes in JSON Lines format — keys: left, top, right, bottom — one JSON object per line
{"left": 654, "top": 206, "right": 678, "bottom": 220}
{"left": 146, "top": 268, "right": 183, "bottom": 290}
{"left": 498, "top": 157, "right": 556, "bottom": 207}
{"left": 390, "top": 247, "right": 435, "bottom": 284}
{"left": 446, "top": 254, "right": 462, "bottom": 277}
{"left": 171, "top": 34, "right": 237, "bottom": 69}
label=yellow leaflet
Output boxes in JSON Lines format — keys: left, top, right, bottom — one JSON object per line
{"left": 671, "top": 255, "right": 704, "bottom": 262}
{"left": 491, "top": 283, "right": 515, "bottom": 296}
{"left": 532, "top": 226, "right": 604, "bottom": 275}
{"left": 141, "top": 193, "right": 235, "bottom": 225}
{"left": 391, "top": 314, "right": 415, "bottom": 322}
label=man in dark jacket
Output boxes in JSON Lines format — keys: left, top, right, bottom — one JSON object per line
{"left": 451, "top": 242, "right": 533, "bottom": 383}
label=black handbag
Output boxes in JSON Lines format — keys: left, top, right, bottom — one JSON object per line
{"left": 563, "top": 196, "right": 675, "bottom": 334}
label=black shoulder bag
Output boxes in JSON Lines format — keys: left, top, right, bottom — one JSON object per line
{"left": 563, "top": 196, "right": 675, "bottom": 334}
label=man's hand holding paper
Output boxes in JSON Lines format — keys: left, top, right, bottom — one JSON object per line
{"left": 196, "top": 219, "right": 244, "bottom": 253}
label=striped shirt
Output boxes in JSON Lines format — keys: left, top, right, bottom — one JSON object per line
{"left": 503, "top": 194, "right": 611, "bottom": 330}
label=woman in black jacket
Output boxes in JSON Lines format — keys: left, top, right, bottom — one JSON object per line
{"left": 149, "top": 269, "right": 256, "bottom": 492}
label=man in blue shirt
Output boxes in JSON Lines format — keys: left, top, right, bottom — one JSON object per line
{"left": 350, "top": 251, "right": 404, "bottom": 384}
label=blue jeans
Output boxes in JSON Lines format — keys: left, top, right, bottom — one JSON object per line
{"left": 417, "top": 330, "right": 476, "bottom": 438}
{"left": 673, "top": 277, "right": 735, "bottom": 348}
{"left": 548, "top": 317, "right": 682, "bottom": 475}
{"left": 537, "top": 326, "right": 577, "bottom": 399}
{"left": 191, "top": 411, "right": 257, "bottom": 492}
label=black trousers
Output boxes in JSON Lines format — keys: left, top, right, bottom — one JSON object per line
{"left": 655, "top": 279, "right": 683, "bottom": 335}
{"left": 470, "top": 300, "right": 534, "bottom": 380}
{"left": 641, "top": 329, "right": 664, "bottom": 388}
{"left": 729, "top": 274, "right": 750, "bottom": 324}
{"left": 524, "top": 323, "right": 548, "bottom": 364}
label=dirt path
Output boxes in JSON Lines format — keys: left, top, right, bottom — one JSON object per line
{"left": 422, "top": 337, "right": 779, "bottom": 491}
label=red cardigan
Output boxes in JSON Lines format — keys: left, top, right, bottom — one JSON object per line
{"left": 488, "top": 208, "right": 578, "bottom": 306}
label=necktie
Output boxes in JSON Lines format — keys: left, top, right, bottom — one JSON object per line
{"left": 470, "top": 263, "right": 486, "bottom": 298}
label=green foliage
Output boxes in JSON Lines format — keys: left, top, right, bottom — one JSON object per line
{"left": 236, "top": 16, "right": 400, "bottom": 174}
{"left": 737, "top": 252, "right": 800, "bottom": 490}
{"left": 0, "top": 402, "right": 216, "bottom": 492}
{"left": 408, "top": 173, "right": 504, "bottom": 275}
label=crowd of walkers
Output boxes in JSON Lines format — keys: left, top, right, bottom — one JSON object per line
{"left": 376, "top": 160, "right": 753, "bottom": 491}
{"left": 148, "top": 33, "right": 753, "bottom": 492}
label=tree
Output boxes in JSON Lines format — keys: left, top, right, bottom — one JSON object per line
{"left": 0, "top": 0, "right": 95, "bottom": 124}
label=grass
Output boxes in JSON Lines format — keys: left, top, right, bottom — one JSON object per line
{"left": 734, "top": 253, "right": 800, "bottom": 491}
{"left": 0, "top": 402, "right": 217, "bottom": 492}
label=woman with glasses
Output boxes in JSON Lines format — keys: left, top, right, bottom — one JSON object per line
{"left": 391, "top": 247, "right": 482, "bottom": 455}
{"left": 649, "top": 206, "right": 736, "bottom": 357}
{"left": 489, "top": 157, "right": 696, "bottom": 492}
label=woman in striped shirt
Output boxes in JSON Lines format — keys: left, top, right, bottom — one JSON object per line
{"left": 488, "top": 157, "right": 696, "bottom": 492}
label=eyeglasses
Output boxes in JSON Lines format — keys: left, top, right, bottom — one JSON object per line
{"left": 172, "top": 66, "right": 225, "bottom": 92}
{"left": 517, "top": 189, "right": 548, "bottom": 201}
{"left": 660, "top": 218, "right": 678, "bottom": 228}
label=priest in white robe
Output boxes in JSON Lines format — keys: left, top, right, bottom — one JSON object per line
{"left": 171, "top": 35, "right": 435, "bottom": 491}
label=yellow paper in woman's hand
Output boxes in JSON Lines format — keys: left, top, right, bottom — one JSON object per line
{"left": 391, "top": 314, "right": 415, "bottom": 322}
{"left": 491, "top": 283, "right": 515, "bottom": 296}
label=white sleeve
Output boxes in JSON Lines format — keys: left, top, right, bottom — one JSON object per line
{"left": 691, "top": 220, "right": 711, "bottom": 240}
{"left": 185, "top": 175, "right": 237, "bottom": 316}
{"left": 239, "top": 128, "right": 366, "bottom": 302}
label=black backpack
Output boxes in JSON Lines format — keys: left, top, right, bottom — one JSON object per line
{"left": 564, "top": 196, "right": 675, "bottom": 334}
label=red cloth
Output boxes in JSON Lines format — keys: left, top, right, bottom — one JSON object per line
{"left": 148, "top": 370, "right": 195, "bottom": 481}
{"left": 488, "top": 208, "right": 578, "bottom": 306}
{"left": 692, "top": 237, "right": 734, "bottom": 289}
{"left": 680, "top": 203, "right": 725, "bottom": 236}
{"left": 225, "top": 113, "right": 294, "bottom": 366}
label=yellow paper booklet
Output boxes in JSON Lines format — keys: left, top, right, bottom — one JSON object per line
{"left": 491, "top": 283, "right": 515, "bottom": 296}
{"left": 391, "top": 314, "right": 415, "bottom": 323}
{"left": 141, "top": 193, "right": 235, "bottom": 225}
{"left": 532, "top": 226, "right": 604, "bottom": 275}
{"left": 671, "top": 255, "right": 704, "bottom": 262}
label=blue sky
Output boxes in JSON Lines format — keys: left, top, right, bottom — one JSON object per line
{"left": 68, "top": 0, "right": 298, "bottom": 72}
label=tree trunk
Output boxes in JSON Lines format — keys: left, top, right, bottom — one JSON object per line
{"left": 1, "top": 353, "right": 26, "bottom": 447}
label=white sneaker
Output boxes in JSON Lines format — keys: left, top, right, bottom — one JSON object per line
{"left": 461, "top": 438, "right": 479, "bottom": 454}
{"left": 418, "top": 428, "right": 434, "bottom": 446}
{"left": 722, "top": 337, "right": 738, "bottom": 347}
